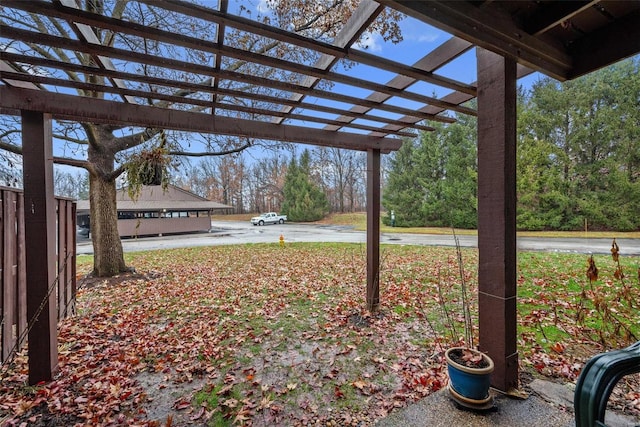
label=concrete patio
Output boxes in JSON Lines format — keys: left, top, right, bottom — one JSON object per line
{"left": 376, "top": 379, "right": 639, "bottom": 427}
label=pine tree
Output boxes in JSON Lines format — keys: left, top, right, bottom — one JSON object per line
{"left": 281, "top": 150, "right": 330, "bottom": 221}
{"left": 438, "top": 114, "right": 477, "bottom": 229}
{"left": 382, "top": 139, "right": 425, "bottom": 227}
{"left": 383, "top": 118, "right": 478, "bottom": 229}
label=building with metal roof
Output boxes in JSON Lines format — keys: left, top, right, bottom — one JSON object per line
{"left": 76, "top": 184, "right": 232, "bottom": 238}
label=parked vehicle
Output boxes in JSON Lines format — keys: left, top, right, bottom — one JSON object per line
{"left": 77, "top": 225, "right": 90, "bottom": 238}
{"left": 250, "top": 212, "right": 287, "bottom": 226}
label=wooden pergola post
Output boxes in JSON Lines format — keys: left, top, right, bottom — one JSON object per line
{"left": 366, "top": 148, "right": 381, "bottom": 312}
{"left": 476, "top": 48, "right": 519, "bottom": 391}
{"left": 22, "top": 111, "right": 58, "bottom": 384}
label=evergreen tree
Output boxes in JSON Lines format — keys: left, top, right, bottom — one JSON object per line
{"left": 382, "top": 139, "right": 425, "bottom": 226}
{"left": 517, "top": 85, "right": 570, "bottom": 230}
{"left": 383, "top": 118, "right": 477, "bottom": 229}
{"left": 415, "top": 123, "right": 446, "bottom": 226}
{"left": 281, "top": 150, "right": 329, "bottom": 221}
{"left": 520, "top": 58, "right": 640, "bottom": 230}
{"left": 438, "top": 114, "right": 477, "bottom": 228}
{"left": 383, "top": 58, "right": 640, "bottom": 232}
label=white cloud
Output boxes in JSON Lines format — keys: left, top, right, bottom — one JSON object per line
{"left": 404, "top": 30, "right": 440, "bottom": 44}
{"left": 400, "top": 16, "right": 443, "bottom": 45}
{"left": 256, "top": 0, "right": 269, "bottom": 13}
{"left": 355, "top": 31, "right": 382, "bottom": 52}
{"left": 414, "top": 33, "right": 440, "bottom": 43}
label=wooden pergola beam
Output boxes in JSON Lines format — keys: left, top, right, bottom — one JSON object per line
{"left": 276, "top": 0, "right": 384, "bottom": 124}
{"left": 523, "top": 1, "right": 599, "bottom": 36}
{"left": 329, "top": 36, "right": 474, "bottom": 135}
{"left": 0, "top": 53, "right": 431, "bottom": 133}
{"left": 140, "top": 0, "right": 477, "bottom": 95}
{"left": 6, "top": 0, "right": 475, "bottom": 96}
{"left": 569, "top": 10, "right": 640, "bottom": 79}
{"left": 0, "top": 87, "right": 401, "bottom": 152}
{"left": 0, "top": 69, "right": 418, "bottom": 138}
{"left": 57, "top": 0, "right": 137, "bottom": 104}
{"left": 0, "top": 26, "right": 455, "bottom": 126}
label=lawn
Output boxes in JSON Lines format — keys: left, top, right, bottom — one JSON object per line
{"left": 2, "top": 243, "right": 639, "bottom": 426}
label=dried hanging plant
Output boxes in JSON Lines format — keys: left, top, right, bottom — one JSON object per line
{"left": 125, "top": 146, "right": 171, "bottom": 200}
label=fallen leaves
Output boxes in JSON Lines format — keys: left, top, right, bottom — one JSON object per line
{"left": 1, "top": 244, "right": 639, "bottom": 425}
{"left": 551, "top": 342, "right": 566, "bottom": 354}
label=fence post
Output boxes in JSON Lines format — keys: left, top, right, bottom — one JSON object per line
{"left": 16, "top": 193, "right": 27, "bottom": 351}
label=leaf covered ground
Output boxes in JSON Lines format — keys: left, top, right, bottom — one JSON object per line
{"left": 2, "top": 243, "right": 639, "bottom": 426}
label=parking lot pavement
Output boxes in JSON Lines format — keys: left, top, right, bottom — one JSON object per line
{"left": 76, "top": 222, "right": 640, "bottom": 255}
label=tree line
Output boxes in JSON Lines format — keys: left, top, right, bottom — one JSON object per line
{"left": 52, "top": 56, "right": 640, "bottom": 231}
{"left": 51, "top": 145, "right": 363, "bottom": 222}
{"left": 172, "top": 147, "right": 366, "bottom": 219}
{"left": 383, "top": 57, "right": 640, "bottom": 231}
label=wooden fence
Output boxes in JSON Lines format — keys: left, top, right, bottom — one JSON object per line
{"left": 1, "top": 186, "right": 76, "bottom": 363}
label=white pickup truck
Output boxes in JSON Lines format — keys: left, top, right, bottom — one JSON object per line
{"left": 250, "top": 212, "right": 287, "bottom": 226}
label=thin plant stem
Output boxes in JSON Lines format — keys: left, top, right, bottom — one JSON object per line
{"left": 452, "top": 228, "right": 473, "bottom": 348}
{"left": 436, "top": 266, "right": 457, "bottom": 342}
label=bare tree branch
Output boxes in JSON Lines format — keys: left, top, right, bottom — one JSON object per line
{"left": 0, "top": 129, "right": 21, "bottom": 141}
{"left": 106, "top": 164, "right": 126, "bottom": 182}
{"left": 169, "top": 141, "right": 252, "bottom": 157}
{"left": 0, "top": 140, "right": 22, "bottom": 155}
{"left": 1, "top": 139, "right": 94, "bottom": 172}
{"left": 113, "top": 127, "right": 162, "bottom": 152}
{"left": 53, "top": 156, "right": 92, "bottom": 171}
{"left": 52, "top": 133, "right": 90, "bottom": 145}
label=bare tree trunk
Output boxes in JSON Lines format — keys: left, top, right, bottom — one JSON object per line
{"left": 88, "top": 148, "right": 127, "bottom": 277}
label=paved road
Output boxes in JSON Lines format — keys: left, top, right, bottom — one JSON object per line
{"left": 76, "top": 221, "right": 640, "bottom": 255}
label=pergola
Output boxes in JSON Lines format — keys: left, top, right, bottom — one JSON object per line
{"left": 1, "top": 0, "right": 639, "bottom": 391}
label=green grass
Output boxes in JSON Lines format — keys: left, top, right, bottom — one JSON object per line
{"left": 516, "top": 251, "right": 640, "bottom": 352}
{"left": 70, "top": 242, "right": 640, "bottom": 423}
{"left": 193, "top": 384, "right": 236, "bottom": 426}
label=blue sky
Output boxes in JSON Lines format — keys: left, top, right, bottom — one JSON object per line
{"left": 348, "top": 13, "right": 543, "bottom": 97}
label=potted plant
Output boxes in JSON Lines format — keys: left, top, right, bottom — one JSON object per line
{"left": 445, "top": 346, "right": 494, "bottom": 407}
{"left": 434, "top": 231, "right": 495, "bottom": 408}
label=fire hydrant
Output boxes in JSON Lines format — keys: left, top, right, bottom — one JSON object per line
{"left": 279, "top": 234, "right": 285, "bottom": 247}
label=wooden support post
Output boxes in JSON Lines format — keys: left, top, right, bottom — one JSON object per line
{"left": 476, "top": 48, "right": 518, "bottom": 392}
{"left": 366, "top": 149, "right": 381, "bottom": 312}
{"left": 22, "top": 111, "right": 58, "bottom": 384}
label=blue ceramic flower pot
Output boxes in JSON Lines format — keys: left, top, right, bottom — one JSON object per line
{"left": 445, "top": 347, "right": 494, "bottom": 403}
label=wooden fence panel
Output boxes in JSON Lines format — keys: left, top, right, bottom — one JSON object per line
{"left": 0, "top": 187, "right": 76, "bottom": 363}
{"left": 70, "top": 202, "right": 76, "bottom": 316}
{"left": 2, "top": 190, "right": 17, "bottom": 361}
{"left": 57, "top": 199, "right": 76, "bottom": 320}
